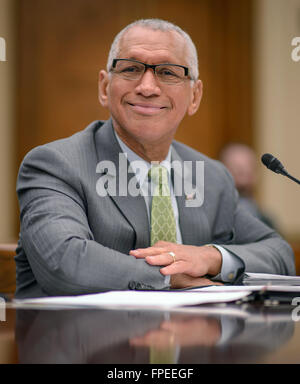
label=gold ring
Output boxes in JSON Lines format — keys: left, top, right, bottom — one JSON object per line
{"left": 168, "top": 251, "right": 176, "bottom": 263}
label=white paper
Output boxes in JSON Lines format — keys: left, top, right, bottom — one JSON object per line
{"left": 190, "top": 285, "right": 300, "bottom": 293}
{"left": 12, "top": 289, "right": 251, "bottom": 310}
{"left": 242, "top": 273, "right": 300, "bottom": 286}
{"left": 244, "top": 273, "right": 300, "bottom": 281}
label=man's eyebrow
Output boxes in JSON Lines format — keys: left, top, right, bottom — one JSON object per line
{"left": 122, "top": 56, "right": 179, "bottom": 65}
{"left": 121, "top": 51, "right": 176, "bottom": 62}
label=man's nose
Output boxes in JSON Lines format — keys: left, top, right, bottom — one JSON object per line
{"left": 135, "top": 69, "right": 162, "bottom": 97}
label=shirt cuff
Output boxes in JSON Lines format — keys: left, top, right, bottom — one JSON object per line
{"left": 211, "top": 244, "right": 244, "bottom": 283}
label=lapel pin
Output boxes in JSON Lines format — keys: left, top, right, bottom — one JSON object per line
{"left": 185, "top": 192, "right": 196, "bottom": 201}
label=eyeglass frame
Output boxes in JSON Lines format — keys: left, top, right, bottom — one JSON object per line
{"left": 110, "top": 58, "right": 192, "bottom": 82}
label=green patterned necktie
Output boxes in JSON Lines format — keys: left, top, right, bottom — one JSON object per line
{"left": 149, "top": 165, "right": 177, "bottom": 363}
{"left": 149, "top": 165, "right": 177, "bottom": 246}
{"left": 149, "top": 344, "right": 177, "bottom": 364}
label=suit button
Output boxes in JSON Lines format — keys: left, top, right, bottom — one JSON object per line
{"left": 128, "top": 281, "right": 137, "bottom": 290}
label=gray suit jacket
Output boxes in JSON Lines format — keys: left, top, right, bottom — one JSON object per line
{"left": 15, "top": 120, "right": 295, "bottom": 298}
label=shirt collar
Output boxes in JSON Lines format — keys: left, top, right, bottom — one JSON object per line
{"left": 114, "top": 130, "right": 172, "bottom": 186}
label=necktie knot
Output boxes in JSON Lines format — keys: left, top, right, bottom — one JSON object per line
{"left": 149, "top": 165, "right": 168, "bottom": 186}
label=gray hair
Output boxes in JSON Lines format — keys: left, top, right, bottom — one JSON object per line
{"left": 106, "top": 18, "right": 199, "bottom": 81}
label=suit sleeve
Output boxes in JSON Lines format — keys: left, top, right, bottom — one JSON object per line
{"left": 17, "top": 145, "right": 168, "bottom": 296}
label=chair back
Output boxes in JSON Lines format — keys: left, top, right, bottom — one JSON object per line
{"left": 0, "top": 244, "right": 17, "bottom": 294}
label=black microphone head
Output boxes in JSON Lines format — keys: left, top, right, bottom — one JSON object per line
{"left": 261, "top": 153, "right": 275, "bottom": 168}
{"left": 261, "top": 153, "right": 286, "bottom": 175}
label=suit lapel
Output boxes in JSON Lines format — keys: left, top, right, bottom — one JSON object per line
{"left": 94, "top": 119, "right": 150, "bottom": 248}
{"left": 171, "top": 146, "right": 211, "bottom": 246}
{"left": 93, "top": 120, "right": 211, "bottom": 248}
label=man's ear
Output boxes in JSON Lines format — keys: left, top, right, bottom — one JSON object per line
{"left": 187, "top": 80, "right": 203, "bottom": 116}
{"left": 98, "top": 70, "right": 109, "bottom": 108}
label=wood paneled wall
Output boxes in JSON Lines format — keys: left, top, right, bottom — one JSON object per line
{"left": 17, "top": 0, "right": 253, "bottom": 165}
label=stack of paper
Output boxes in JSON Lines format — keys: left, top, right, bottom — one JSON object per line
{"left": 13, "top": 289, "right": 251, "bottom": 310}
{"left": 242, "top": 273, "right": 300, "bottom": 286}
{"left": 12, "top": 274, "right": 300, "bottom": 310}
{"left": 193, "top": 284, "right": 300, "bottom": 304}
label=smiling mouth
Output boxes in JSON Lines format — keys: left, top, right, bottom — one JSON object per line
{"left": 127, "top": 102, "right": 167, "bottom": 115}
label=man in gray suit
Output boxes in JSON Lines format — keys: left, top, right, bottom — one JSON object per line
{"left": 15, "top": 19, "right": 295, "bottom": 298}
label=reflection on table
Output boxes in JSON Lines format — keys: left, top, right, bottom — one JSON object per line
{"left": 14, "top": 304, "right": 296, "bottom": 364}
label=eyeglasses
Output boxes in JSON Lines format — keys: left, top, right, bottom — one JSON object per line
{"left": 110, "top": 59, "right": 191, "bottom": 84}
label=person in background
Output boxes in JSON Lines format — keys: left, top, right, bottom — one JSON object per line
{"left": 219, "top": 143, "right": 276, "bottom": 230}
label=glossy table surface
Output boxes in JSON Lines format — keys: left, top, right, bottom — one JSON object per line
{"left": 1, "top": 300, "right": 300, "bottom": 364}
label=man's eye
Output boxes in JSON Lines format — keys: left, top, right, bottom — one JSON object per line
{"left": 158, "top": 68, "right": 179, "bottom": 77}
{"left": 121, "top": 66, "right": 141, "bottom": 73}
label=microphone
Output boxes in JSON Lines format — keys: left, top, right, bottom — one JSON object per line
{"left": 261, "top": 153, "right": 300, "bottom": 185}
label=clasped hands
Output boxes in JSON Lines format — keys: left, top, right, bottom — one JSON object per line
{"left": 130, "top": 241, "right": 223, "bottom": 288}
{"left": 130, "top": 315, "right": 222, "bottom": 348}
